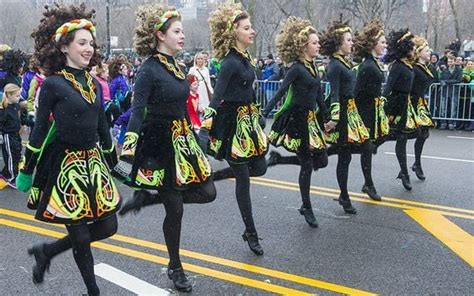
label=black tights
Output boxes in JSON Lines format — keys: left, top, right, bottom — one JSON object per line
{"left": 337, "top": 148, "right": 352, "bottom": 199}
{"left": 229, "top": 157, "right": 267, "bottom": 233}
{"left": 414, "top": 127, "right": 429, "bottom": 167}
{"left": 360, "top": 141, "right": 374, "bottom": 187}
{"left": 42, "top": 215, "right": 118, "bottom": 295}
{"left": 211, "top": 157, "right": 267, "bottom": 233}
{"left": 395, "top": 134, "right": 409, "bottom": 175}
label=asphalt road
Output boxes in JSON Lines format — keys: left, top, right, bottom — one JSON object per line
{"left": 1, "top": 129, "right": 473, "bottom": 295}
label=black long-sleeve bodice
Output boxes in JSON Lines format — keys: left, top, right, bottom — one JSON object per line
{"left": 411, "top": 63, "right": 434, "bottom": 98}
{"left": 126, "top": 53, "right": 189, "bottom": 134}
{"left": 29, "top": 67, "right": 110, "bottom": 150}
{"left": 327, "top": 56, "right": 356, "bottom": 104}
{"left": 264, "top": 61, "right": 326, "bottom": 115}
{"left": 382, "top": 60, "right": 414, "bottom": 96}
{"left": 209, "top": 48, "right": 255, "bottom": 109}
{"left": 355, "top": 56, "right": 384, "bottom": 102}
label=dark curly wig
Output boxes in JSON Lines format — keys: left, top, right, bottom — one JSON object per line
{"left": 383, "top": 28, "right": 414, "bottom": 64}
{"left": 0, "top": 49, "right": 27, "bottom": 74}
{"left": 319, "top": 18, "right": 351, "bottom": 56}
{"left": 353, "top": 19, "right": 384, "bottom": 58}
{"left": 31, "top": 3, "right": 101, "bottom": 76}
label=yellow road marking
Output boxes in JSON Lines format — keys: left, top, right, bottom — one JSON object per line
{"left": 254, "top": 177, "right": 474, "bottom": 215}
{"left": 0, "top": 218, "right": 314, "bottom": 296}
{"left": 244, "top": 178, "right": 474, "bottom": 220}
{"left": 404, "top": 209, "right": 474, "bottom": 267}
{"left": 0, "top": 209, "right": 376, "bottom": 295}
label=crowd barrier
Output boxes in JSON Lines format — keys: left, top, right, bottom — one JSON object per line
{"left": 254, "top": 80, "right": 474, "bottom": 123}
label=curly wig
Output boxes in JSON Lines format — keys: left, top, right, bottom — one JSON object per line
{"left": 276, "top": 16, "right": 316, "bottom": 64}
{"left": 383, "top": 28, "right": 414, "bottom": 63}
{"left": 319, "top": 18, "right": 352, "bottom": 56}
{"left": 108, "top": 55, "right": 130, "bottom": 79}
{"left": 0, "top": 44, "right": 12, "bottom": 61}
{"left": 353, "top": 19, "right": 385, "bottom": 58}
{"left": 413, "top": 35, "right": 429, "bottom": 58}
{"left": 133, "top": 4, "right": 179, "bottom": 57}
{"left": 208, "top": 2, "right": 250, "bottom": 60}
{"left": 0, "top": 50, "right": 26, "bottom": 74}
{"left": 31, "top": 3, "right": 100, "bottom": 76}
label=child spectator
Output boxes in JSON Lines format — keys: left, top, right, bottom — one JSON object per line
{"left": 0, "top": 83, "right": 22, "bottom": 188}
{"left": 186, "top": 74, "right": 201, "bottom": 131}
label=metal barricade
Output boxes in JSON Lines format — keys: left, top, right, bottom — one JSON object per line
{"left": 428, "top": 83, "right": 473, "bottom": 124}
{"left": 254, "top": 80, "right": 330, "bottom": 111}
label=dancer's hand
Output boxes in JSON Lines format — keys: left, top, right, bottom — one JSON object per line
{"left": 324, "top": 120, "right": 337, "bottom": 132}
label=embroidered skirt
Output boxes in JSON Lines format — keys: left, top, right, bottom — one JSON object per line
{"left": 325, "top": 98, "right": 370, "bottom": 146}
{"left": 268, "top": 105, "right": 326, "bottom": 154}
{"left": 27, "top": 141, "right": 120, "bottom": 225}
{"left": 125, "top": 117, "right": 212, "bottom": 191}
{"left": 357, "top": 97, "right": 390, "bottom": 141}
{"left": 414, "top": 96, "right": 434, "bottom": 127}
{"left": 208, "top": 102, "right": 267, "bottom": 163}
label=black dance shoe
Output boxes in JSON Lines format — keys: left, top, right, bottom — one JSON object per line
{"left": 337, "top": 196, "right": 357, "bottom": 214}
{"left": 119, "top": 190, "right": 152, "bottom": 216}
{"left": 361, "top": 184, "right": 382, "bottom": 201}
{"left": 298, "top": 206, "right": 319, "bottom": 228}
{"left": 167, "top": 267, "right": 192, "bottom": 292}
{"left": 411, "top": 164, "right": 426, "bottom": 181}
{"left": 397, "top": 172, "right": 412, "bottom": 191}
{"left": 242, "top": 231, "right": 264, "bottom": 255}
{"left": 27, "top": 244, "right": 50, "bottom": 284}
{"left": 266, "top": 151, "right": 282, "bottom": 167}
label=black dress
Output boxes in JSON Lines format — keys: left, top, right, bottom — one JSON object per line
{"left": 354, "top": 56, "right": 389, "bottom": 141}
{"left": 120, "top": 52, "right": 211, "bottom": 191}
{"left": 264, "top": 60, "right": 327, "bottom": 154}
{"left": 411, "top": 62, "right": 435, "bottom": 127}
{"left": 383, "top": 59, "right": 418, "bottom": 133}
{"left": 325, "top": 55, "right": 369, "bottom": 145}
{"left": 24, "top": 67, "right": 120, "bottom": 224}
{"left": 207, "top": 48, "right": 267, "bottom": 163}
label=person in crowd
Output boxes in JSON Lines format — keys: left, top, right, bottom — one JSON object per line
{"left": 262, "top": 16, "right": 328, "bottom": 227}
{"left": 183, "top": 52, "right": 193, "bottom": 73}
{"left": 188, "top": 51, "right": 213, "bottom": 114}
{"left": 209, "top": 56, "right": 221, "bottom": 87}
{"left": 113, "top": 5, "right": 216, "bottom": 292}
{"left": 186, "top": 74, "right": 201, "bottom": 131}
{"left": 203, "top": 2, "right": 267, "bottom": 255}
{"left": 0, "top": 49, "right": 25, "bottom": 92}
{"left": 262, "top": 53, "right": 280, "bottom": 104}
{"left": 16, "top": 5, "right": 120, "bottom": 295}
{"left": 410, "top": 36, "right": 435, "bottom": 181}
{"left": 0, "top": 83, "right": 22, "bottom": 188}
{"left": 353, "top": 19, "right": 389, "bottom": 201}
{"left": 255, "top": 58, "right": 265, "bottom": 80}
{"left": 108, "top": 56, "right": 131, "bottom": 117}
{"left": 439, "top": 56, "right": 462, "bottom": 130}
{"left": 26, "top": 66, "right": 46, "bottom": 127}
{"left": 275, "top": 56, "right": 286, "bottom": 80}
{"left": 382, "top": 29, "right": 417, "bottom": 190}
{"left": 320, "top": 19, "right": 369, "bottom": 214}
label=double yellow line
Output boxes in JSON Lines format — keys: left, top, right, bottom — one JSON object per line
{"left": 0, "top": 208, "right": 375, "bottom": 295}
{"left": 249, "top": 177, "right": 474, "bottom": 220}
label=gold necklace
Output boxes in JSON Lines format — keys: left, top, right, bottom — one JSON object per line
{"left": 155, "top": 53, "right": 186, "bottom": 80}
{"left": 59, "top": 69, "right": 96, "bottom": 104}
{"left": 302, "top": 59, "right": 317, "bottom": 77}
{"left": 415, "top": 62, "right": 434, "bottom": 78}
{"left": 232, "top": 47, "right": 256, "bottom": 67}
{"left": 333, "top": 54, "right": 351, "bottom": 69}
{"left": 400, "top": 58, "right": 413, "bottom": 69}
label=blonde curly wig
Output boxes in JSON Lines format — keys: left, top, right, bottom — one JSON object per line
{"left": 353, "top": 19, "right": 384, "bottom": 58}
{"left": 413, "top": 35, "right": 429, "bottom": 56}
{"left": 0, "top": 44, "right": 11, "bottom": 61}
{"left": 208, "top": 2, "right": 249, "bottom": 60}
{"left": 133, "top": 4, "right": 179, "bottom": 57}
{"left": 276, "top": 16, "right": 316, "bottom": 64}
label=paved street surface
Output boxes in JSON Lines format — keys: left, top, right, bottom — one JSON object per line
{"left": 1, "top": 129, "right": 473, "bottom": 295}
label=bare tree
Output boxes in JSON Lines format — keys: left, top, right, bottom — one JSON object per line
{"left": 339, "top": 0, "right": 409, "bottom": 26}
{"left": 448, "top": 0, "right": 461, "bottom": 41}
